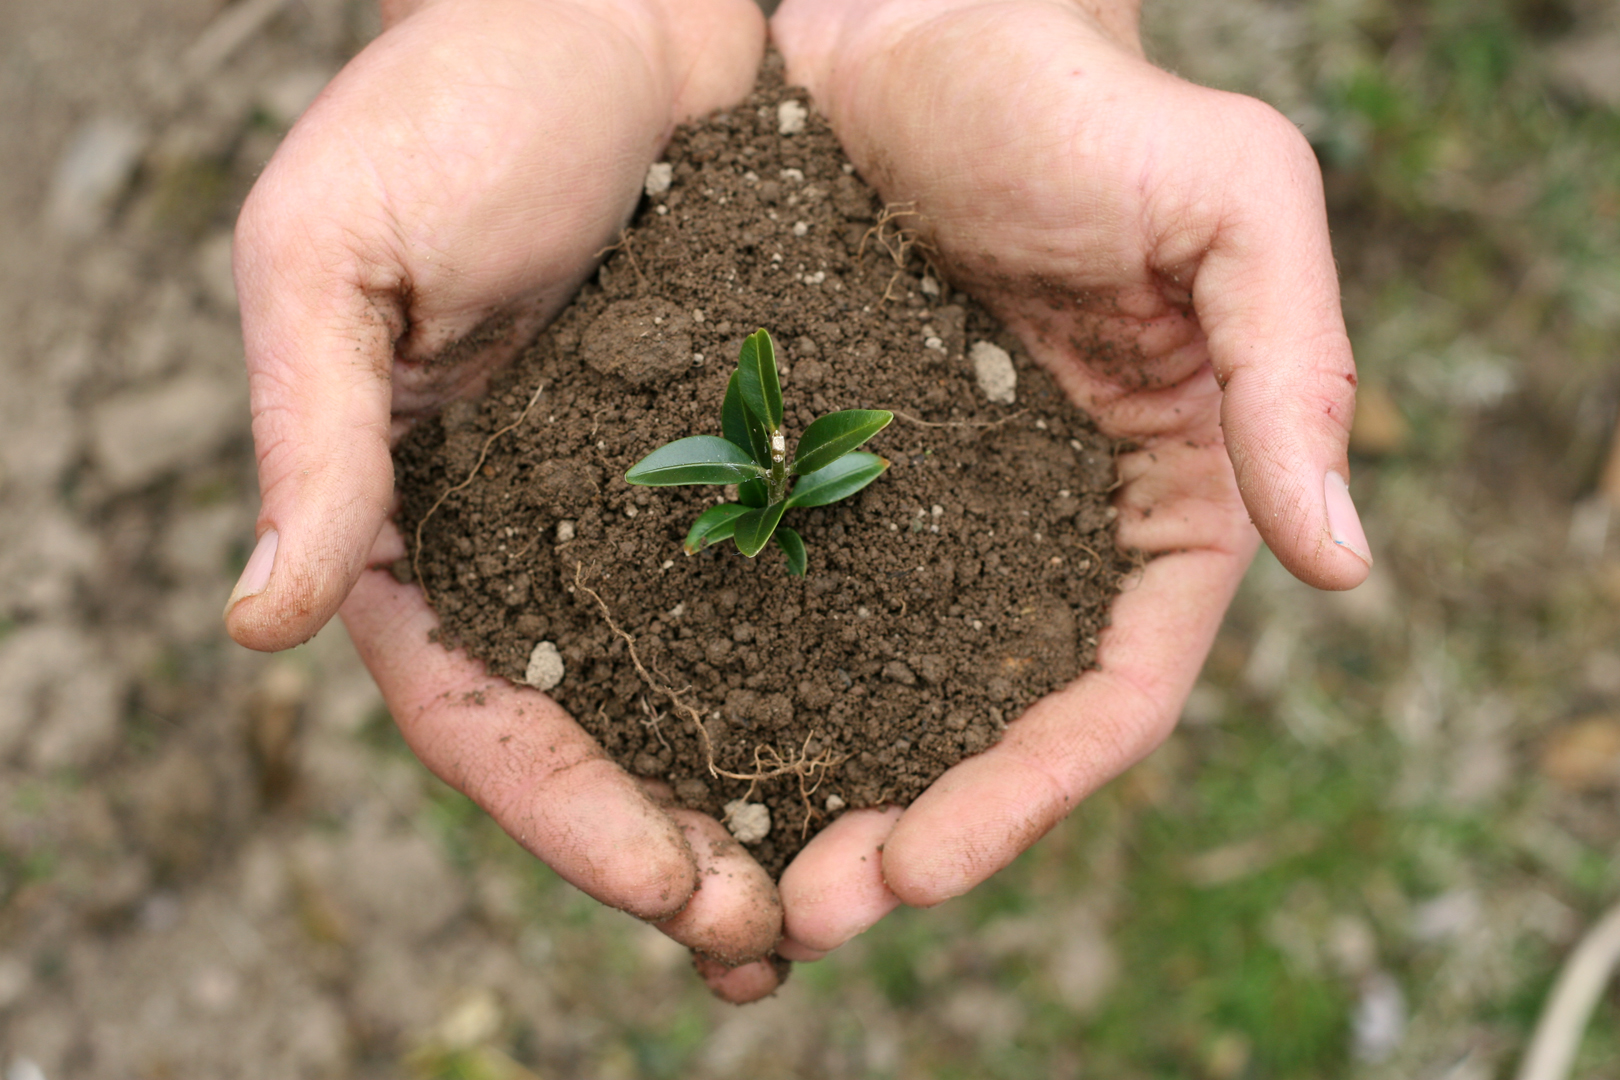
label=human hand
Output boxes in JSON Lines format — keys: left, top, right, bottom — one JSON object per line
{"left": 225, "top": 0, "right": 788, "bottom": 1000}
{"left": 769, "top": 0, "right": 1371, "bottom": 958}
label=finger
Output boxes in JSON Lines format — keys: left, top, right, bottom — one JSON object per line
{"left": 224, "top": 167, "right": 400, "bottom": 652}
{"left": 693, "top": 955, "right": 788, "bottom": 1004}
{"left": 653, "top": 808, "right": 783, "bottom": 966}
{"left": 879, "top": 540, "right": 1254, "bottom": 907}
{"left": 778, "top": 807, "right": 903, "bottom": 954}
{"left": 339, "top": 562, "right": 699, "bottom": 921}
{"left": 1187, "top": 94, "right": 1372, "bottom": 590}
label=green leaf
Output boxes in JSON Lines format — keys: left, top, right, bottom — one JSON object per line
{"left": 775, "top": 528, "right": 807, "bottom": 576}
{"left": 683, "top": 503, "right": 751, "bottom": 553}
{"left": 793, "top": 409, "right": 893, "bottom": 477}
{"left": 722, "top": 371, "right": 771, "bottom": 467}
{"left": 785, "top": 451, "right": 890, "bottom": 508}
{"left": 733, "top": 501, "right": 788, "bottom": 557}
{"left": 736, "top": 328, "right": 783, "bottom": 432}
{"left": 737, "top": 478, "right": 768, "bottom": 508}
{"left": 625, "top": 436, "right": 767, "bottom": 486}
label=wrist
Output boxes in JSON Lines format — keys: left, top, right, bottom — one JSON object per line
{"left": 378, "top": 0, "right": 764, "bottom": 120}
{"left": 774, "top": 0, "right": 1146, "bottom": 109}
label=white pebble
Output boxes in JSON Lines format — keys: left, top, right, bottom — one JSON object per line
{"left": 724, "top": 800, "right": 771, "bottom": 844}
{"left": 825, "top": 794, "right": 846, "bottom": 813}
{"left": 792, "top": 221, "right": 808, "bottom": 236}
{"left": 555, "top": 520, "right": 575, "bottom": 542}
{"left": 643, "top": 161, "right": 673, "bottom": 197}
{"left": 920, "top": 275, "right": 941, "bottom": 296}
{"left": 524, "top": 641, "right": 565, "bottom": 691}
{"left": 970, "top": 341, "right": 1018, "bottom": 404}
{"left": 777, "top": 100, "right": 808, "bottom": 135}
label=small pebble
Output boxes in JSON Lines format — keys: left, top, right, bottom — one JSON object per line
{"left": 556, "top": 520, "right": 575, "bottom": 542}
{"left": 524, "top": 641, "right": 565, "bottom": 691}
{"left": 825, "top": 794, "right": 846, "bottom": 812}
{"left": 970, "top": 341, "right": 1017, "bottom": 404}
{"left": 643, "top": 162, "right": 673, "bottom": 196}
{"left": 724, "top": 800, "right": 771, "bottom": 844}
{"left": 777, "top": 100, "right": 808, "bottom": 135}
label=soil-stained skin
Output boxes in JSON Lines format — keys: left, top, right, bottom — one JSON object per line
{"left": 395, "top": 54, "right": 1129, "bottom": 879}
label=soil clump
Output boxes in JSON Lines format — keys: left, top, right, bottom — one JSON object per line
{"left": 395, "top": 55, "right": 1130, "bottom": 878}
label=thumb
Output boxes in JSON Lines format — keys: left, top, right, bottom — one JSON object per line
{"left": 1192, "top": 98, "right": 1372, "bottom": 591}
{"left": 223, "top": 195, "right": 400, "bottom": 651}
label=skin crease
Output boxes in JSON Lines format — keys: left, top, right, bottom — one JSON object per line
{"left": 226, "top": 0, "right": 1367, "bottom": 1002}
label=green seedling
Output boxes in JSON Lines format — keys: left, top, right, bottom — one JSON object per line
{"left": 624, "top": 328, "right": 892, "bottom": 575}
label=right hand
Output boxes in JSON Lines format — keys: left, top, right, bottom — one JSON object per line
{"left": 225, "top": 0, "right": 789, "bottom": 1001}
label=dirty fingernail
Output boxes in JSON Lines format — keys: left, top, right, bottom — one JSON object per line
{"left": 1324, "top": 472, "right": 1371, "bottom": 567}
{"left": 225, "top": 529, "right": 279, "bottom": 615}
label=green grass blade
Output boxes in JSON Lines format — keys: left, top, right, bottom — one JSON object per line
{"left": 625, "top": 436, "right": 767, "bottom": 486}
{"left": 733, "top": 501, "right": 788, "bottom": 557}
{"left": 722, "top": 371, "right": 771, "bottom": 466}
{"left": 793, "top": 409, "right": 893, "bottom": 477}
{"left": 736, "top": 328, "right": 783, "bottom": 431}
{"left": 683, "top": 503, "right": 751, "bottom": 553}
{"left": 775, "top": 527, "right": 807, "bottom": 576}
{"left": 785, "top": 451, "right": 889, "bottom": 508}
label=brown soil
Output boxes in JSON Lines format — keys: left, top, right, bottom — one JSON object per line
{"left": 394, "top": 54, "right": 1129, "bottom": 878}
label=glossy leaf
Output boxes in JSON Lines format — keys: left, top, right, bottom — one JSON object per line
{"left": 793, "top": 409, "right": 893, "bottom": 477}
{"left": 736, "top": 328, "right": 783, "bottom": 432}
{"left": 721, "top": 371, "right": 771, "bottom": 467}
{"left": 785, "top": 451, "right": 890, "bottom": 508}
{"left": 625, "top": 436, "right": 766, "bottom": 487}
{"left": 737, "top": 478, "right": 769, "bottom": 508}
{"left": 683, "top": 503, "right": 751, "bottom": 554}
{"left": 733, "top": 501, "right": 788, "bottom": 557}
{"left": 775, "top": 527, "right": 807, "bottom": 576}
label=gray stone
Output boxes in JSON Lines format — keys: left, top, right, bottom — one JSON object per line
{"left": 46, "top": 116, "right": 146, "bottom": 237}
{"left": 0, "top": 500, "right": 98, "bottom": 619}
{"left": 90, "top": 374, "right": 246, "bottom": 493}
{"left": 0, "top": 623, "right": 124, "bottom": 769}
{"left": 194, "top": 229, "right": 238, "bottom": 312}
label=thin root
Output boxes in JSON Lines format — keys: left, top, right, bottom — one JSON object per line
{"left": 572, "top": 563, "right": 844, "bottom": 831}
{"left": 594, "top": 228, "right": 648, "bottom": 292}
{"left": 857, "top": 203, "right": 937, "bottom": 301}
{"left": 411, "top": 380, "right": 545, "bottom": 603}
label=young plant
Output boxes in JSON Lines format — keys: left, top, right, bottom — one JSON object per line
{"left": 624, "top": 328, "right": 892, "bottom": 575}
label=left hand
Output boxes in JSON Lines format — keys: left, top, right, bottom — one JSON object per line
{"left": 768, "top": 0, "right": 1371, "bottom": 960}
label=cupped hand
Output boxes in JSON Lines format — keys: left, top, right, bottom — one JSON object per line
{"left": 225, "top": 0, "right": 788, "bottom": 999}
{"left": 769, "top": 0, "right": 1372, "bottom": 958}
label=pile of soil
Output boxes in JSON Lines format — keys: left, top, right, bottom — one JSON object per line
{"left": 395, "top": 55, "right": 1130, "bottom": 877}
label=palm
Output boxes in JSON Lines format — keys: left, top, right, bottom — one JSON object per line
{"left": 238, "top": 0, "right": 680, "bottom": 422}
{"left": 769, "top": 0, "right": 1368, "bottom": 953}
{"left": 229, "top": 0, "right": 785, "bottom": 1001}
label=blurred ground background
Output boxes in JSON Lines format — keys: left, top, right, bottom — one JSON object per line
{"left": 2, "top": 0, "right": 1618, "bottom": 1076}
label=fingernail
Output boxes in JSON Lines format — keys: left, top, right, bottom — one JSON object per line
{"left": 225, "top": 529, "right": 279, "bottom": 615}
{"left": 1324, "top": 472, "right": 1372, "bottom": 568}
